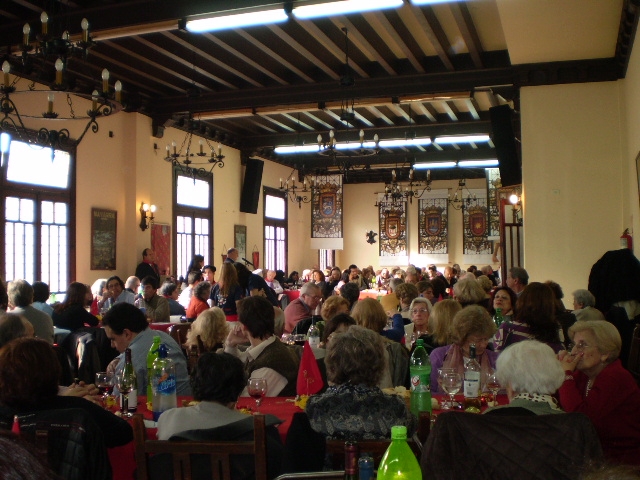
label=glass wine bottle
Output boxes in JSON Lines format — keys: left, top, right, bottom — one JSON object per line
{"left": 343, "top": 441, "right": 359, "bottom": 480}
{"left": 119, "top": 347, "right": 137, "bottom": 416}
{"left": 463, "top": 344, "right": 482, "bottom": 413}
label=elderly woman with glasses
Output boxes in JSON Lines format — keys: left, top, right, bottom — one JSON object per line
{"left": 404, "top": 297, "right": 432, "bottom": 350}
{"left": 558, "top": 320, "right": 640, "bottom": 466}
{"left": 430, "top": 305, "right": 498, "bottom": 393}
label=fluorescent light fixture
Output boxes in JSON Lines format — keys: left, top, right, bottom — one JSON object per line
{"left": 434, "top": 135, "right": 490, "bottom": 145}
{"left": 458, "top": 160, "right": 499, "bottom": 168}
{"left": 273, "top": 144, "right": 320, "bottom": 154}
{"left": 292, "top": 0, "right": 403, "bottom": 19}
{"left": 0, "top": 132, "right": 10, "bottom": 154}
{"left": 379, "top": 137, "right": 432, "bottom": 148}
{"left": 414, "top": 161, "right": 457, "bottom": 169}
{"left": 410, "top": 0, "right": 458, "bottom": 5}
{"left": 186, "top": 8, "right": 288, "bottom": 33}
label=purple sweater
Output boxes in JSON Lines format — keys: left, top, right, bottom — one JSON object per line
{"left": 429, "top": 344, "right": 499, "bottom": 394}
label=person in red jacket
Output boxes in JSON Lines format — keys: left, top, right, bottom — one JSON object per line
{"left": 559, "top": 320, "right": 640, "bottom": 466}
{"left": 186, "top": 281, "right": 211, "bottom": 320}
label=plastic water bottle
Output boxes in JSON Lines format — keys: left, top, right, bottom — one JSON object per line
{"left": 147, "top": 335, "right": 161, "bottom": 408}
{"left": 307, "top": 317, "right": 320, "bottom": 349}
{"left": 377, "top": 425, "right": 422, "bottom": 480}
{"left": 151, "top": 344, "right": 177, "bottom": 421}
{"left": 409, "top": 338, "right": 431, "bottom": 416}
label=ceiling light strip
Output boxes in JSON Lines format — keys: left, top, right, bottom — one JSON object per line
{"left": 292, "top": 0, "right": 403, "bottom": 19}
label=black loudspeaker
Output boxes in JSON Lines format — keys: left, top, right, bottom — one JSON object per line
{"left": 490, "top": 105, "right": 521, "bottom": 187}
{"left": 240, "top": 159, "right": 264, "bottom": 214}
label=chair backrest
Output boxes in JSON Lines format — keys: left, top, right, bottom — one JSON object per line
{"left": 133, "top": 413, "right": 268, "bottom": 480}
{"left": 0, "top": 407, "right": 111, "bottom": 480}
{"left": 628, "top": 323, "right": 640, "bottom": 384}
{"left": 168, "top": 323, "right": 191, "bottom": 346}
{"left": 421, "top": 410, "right": 603, "bottom": 480}
{"left": 325, "top": 433, "right": 423, "bottom": 471}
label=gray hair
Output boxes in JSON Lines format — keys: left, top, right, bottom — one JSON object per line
{"left": 496, "top": 340, "right": 565, "bottom": 395}
{"left": 453, "top": 277, "right": 486, "bottom": 306}
{"left": 90, "top": 278, "right": 107, "bottom": 296}
{"left": 409, "top": 297, "right": 432, "bottom": 314}
{"left": 572, "top": 289, "right": 596, "bottom": 308}
{"left": 300, "top": 282, "right": 321, "bottom": 296}
{"left": 7, "top": 280, "right": 33, "bottom": 308}
{"left": 569, "top": 320, "right": 621, "bottom": 364}
{"left": 509, "top": 267, "right": 529, "bottom": 286}
{"left": 193, "top": 281, "right": 212, "bottom": 300}
{"left": 389, "top": 277, "right": 404, "bottom": 293}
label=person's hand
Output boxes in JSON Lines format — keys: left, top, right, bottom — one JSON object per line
{"left": 61, "top": 381, "right": 100, "bottom": 398}
{"left": 226, "top": 323, "right": 247, "bottom": 348}
{"left": 559, "top": 350, "right": 582, "bottom": 373}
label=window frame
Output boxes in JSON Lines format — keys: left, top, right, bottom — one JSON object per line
{"left": 263, "top": 186, "right": 287, "bottom": 273}
{"left": 172, "top": 167, "right": 213, "bottom": 280}
{"left": 0, "top": 139, "right": 76, "bottom": 293}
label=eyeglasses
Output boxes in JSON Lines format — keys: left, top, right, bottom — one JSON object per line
{"left": 304, "top": 294, "right": 322, "bottom": 301}
{"left": 569, "top": 342, "right": 595, "bottom": 352}
{"left": 412, "top": 308, "right": 429, "bottom": 315}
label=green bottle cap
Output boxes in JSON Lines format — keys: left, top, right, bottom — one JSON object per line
{"left": 390, "top": 425, "right": 407, "bottom": 440}
{"left": 416, "top": 339, "right": 424, "bottom": 347}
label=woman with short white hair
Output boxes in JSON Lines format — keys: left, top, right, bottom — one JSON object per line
{"left": 489, "top": 340, "right": 565, "bottom": 415}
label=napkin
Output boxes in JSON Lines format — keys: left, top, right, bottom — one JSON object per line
{"left": 296, "top": 340, "right": 323, "bottom": 396}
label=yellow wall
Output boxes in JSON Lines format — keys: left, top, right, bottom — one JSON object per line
{"left": 520, "top": 81, "right": 624, "bottom": 301}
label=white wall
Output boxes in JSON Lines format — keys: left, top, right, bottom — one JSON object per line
{"left": 520, "top": 81, "right": 624, "bottom": 301}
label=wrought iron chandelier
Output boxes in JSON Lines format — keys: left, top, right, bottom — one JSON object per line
{"left": 448, "top": 178, "right": 478, "bottom": 210}
{"left": 374, "top": 168, "right": 432, "bottom": 210}
{"left": 0, "top": 11, "right": 123, "bottom": 150}
{"left": 164, "top": 114, "right": 225, "bottom": 178}
{"left": 279, "top": 171, "right": 319, "bottom": 209}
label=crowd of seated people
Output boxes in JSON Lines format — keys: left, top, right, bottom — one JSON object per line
{"left": 1, "top": 249, "right": 640, "bottom": 476}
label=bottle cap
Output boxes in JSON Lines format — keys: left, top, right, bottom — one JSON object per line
{"left": 390, "top": 425, "right": 407, "bottom": 440}
{"left": 416, "top": 339, "right": 424, "bottom": 347}
{"left": 158, "top": 344, "right": 168, "bottom": 358}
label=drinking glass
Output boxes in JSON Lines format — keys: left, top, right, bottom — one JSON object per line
{"left": 116, "top": 371, "right": 135, "bottom": 417}
{"left": 438, "top": 368, "right": 456, "bottom": 408}
{"left": 247, "top": 378, "right": 267, "bottom": 413}
{"left": 486, "top": 372, "right": 501, "bottom": 405}
{"left": 441, "top": 372, "right": 462, "bottom": 411}
{"left": 95, "top": 371, "right": 114, "bottom": 403}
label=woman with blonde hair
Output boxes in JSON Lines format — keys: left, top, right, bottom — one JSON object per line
{"left": 210, "top": 262, "right": 244, "bottom": 321}
{"left": 424, "top": 299, "right": 461, "bottom": 348}
{"left": 185, "top": 307, "right": 229, "bottom": 352}
{"left": 352, "top": 298, "right": 403, "bottom": 343}
{"left": 320, "top": 295, "right": 350, "bottom": 323}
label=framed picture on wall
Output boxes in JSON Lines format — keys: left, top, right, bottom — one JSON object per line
{"left": 234, "top": 225, "right": 247, "bottom": 262}
{"left": 91, "top": 208, "right": 117, "bottom": 270}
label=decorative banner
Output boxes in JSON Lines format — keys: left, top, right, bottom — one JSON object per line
{"left": 151, "top": 223, "right": 171, "bottom": 276}
{"left": 486, "top": 168, "right": 501, "bottom": 239}
{"left": 463, "top": 198, "right": 492, "bottom": 255}
{"left": 379, "top": 199, "right": 407, "bottom": 257}
{"left": 418, "top": 198, "right": 448, "bottom": 254}
{"left": 311, "top": 174, "right": 343, "bottom": 238}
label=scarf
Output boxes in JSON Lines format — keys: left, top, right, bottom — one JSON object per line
{"left": 442, "top": 344, "right": 492, "bottom": 380}
{"left": 511, "top": 393, "right": 562, "bottom": 411}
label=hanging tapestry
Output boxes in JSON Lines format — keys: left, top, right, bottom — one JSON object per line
{"left": 311, "top": 174, "right": 343, "bottom": 238}
{"left": 463, "top": 198, "right": 492, "bottom": 255}
{"left": 379, "top": 200, "right": 407, "bottom": 257}
{"left": 418, "top": 198, "right": 448, "bottom": 254}
{"left": 486, "top": 168, "right": 501, "bottom": 239}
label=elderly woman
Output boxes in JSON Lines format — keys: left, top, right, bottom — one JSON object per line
{"left": 490, "top": 286, "right": 517, "bottom": 325}
{"left": 572, "top": 289, "right": 605, "bottom": 321}
{"left": 320, "top": 295, "right": 350, "bottom": 323}
{"left": 430, "top": 305, "right": 498, "bottom": 393}
{"left": 394, "top": 282, "right": 420, "bottom": 319}
{"left": 453, "top": 277, "right": 488, "bottom": 308}
{"left": 488, "top": 340, "right": 565, "bottom": 415}
{"left": 404, "top": 297, "right": 432, "bottom": 349}
{"left": 558, "top": 320, "right": 640, "bottom": 465}
{"left": 305, "top": 326, "right": 414, "bottom": 440}
{"left": 186, "top": 281, "right": 211, "bottom": 320}
{"left": 493, "top": 282, "right": 564, "bottom": 353}
{"left": 352, "top": 297, "right": 403, "bottom": 343}
{"left": 185, "top": 307, "right": 229, "bottom": 352}
{"left": 52, "top": 282, "right": 99, "bottom": 331}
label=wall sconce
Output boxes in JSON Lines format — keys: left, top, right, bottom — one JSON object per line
{"left": 509, "top": 192, "right": 522, "bottom": 224}
{"left": 139, "top": 202, "right": 156, "bottom": 231}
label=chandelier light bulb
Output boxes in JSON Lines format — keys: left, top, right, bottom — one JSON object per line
{"left": 114, "top": 80, "right": 122, "bottom": 103}
{"left": 81, "top": 18, "right": 90, "bottom": 42}
{"left": 22, "top": 23, "right": 30, "bottom": 45}
{"left": 40, "top": 12, "right": 49, "bottom": 35}
{"left": 101, "top": 69, "right": 110, "bottom": 93}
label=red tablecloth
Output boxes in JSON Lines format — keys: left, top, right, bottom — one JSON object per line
{"left": 283, "top": 290, "right": 300, "bottom": 302}
{"left": 235, "top": 396, "right": 301, "bottom": 443}
{"left": 148, "top": 322, "right": 173, "bottom": 333}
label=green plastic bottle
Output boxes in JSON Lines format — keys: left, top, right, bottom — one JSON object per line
{"left": 377, "top": 426, "right": 422, "bottom": 480}
{"left": 494, "top": 308, "right": 504, "bottom": 327}
{"left": 409, "top": 339, "right": 432, "bottom": 416}
{"left": 147, "top": 335, "right": 161, "bottom": 408}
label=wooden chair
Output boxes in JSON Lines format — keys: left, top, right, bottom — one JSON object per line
{"left": 132, "top": 413, "right": 268, "bottom": 480}
{"left": 324, "top": 412, "right": 428, "bottom": 471}
{"left": 167, "top": 323, "right": 191, "bottom": 356}
{"left": 628, "top": 323, "right": 640, "bottom": 385}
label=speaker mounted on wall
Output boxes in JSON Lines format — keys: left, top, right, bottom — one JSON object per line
{"left": 240, "top": 158, "right": 264, "bottom": 214}
{"left": 490, "top": 104, "right": 521, "bottom": 187}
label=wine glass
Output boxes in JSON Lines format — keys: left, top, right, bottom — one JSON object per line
{"left": 441, "top": 372, "right": 462, "bottom": 411}
{"left": 116, "top": 370, "right": 135, "bottom": 417}
{"left": 247, "top": 378, "right": 267, "bottom": 413}
{"left": 95, "top": 371, "right": 114, "bottom": 404}
{"left": 438, "top": 368, "right": 456, "bottom": 408}
{"left": 486, "top": 372, "right": 501, "bottom": 406}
